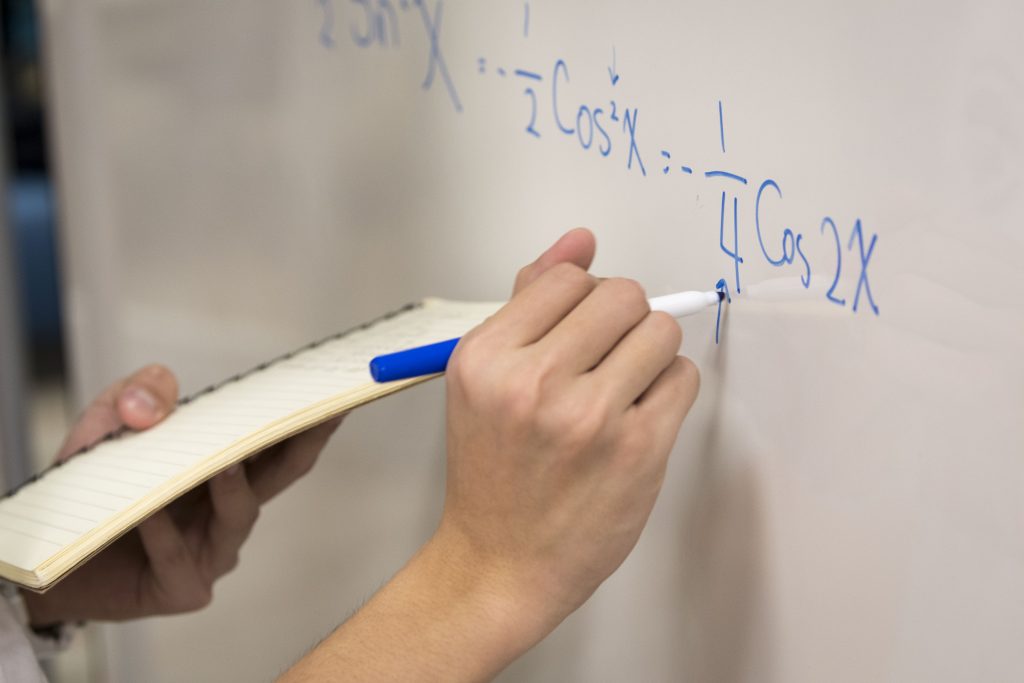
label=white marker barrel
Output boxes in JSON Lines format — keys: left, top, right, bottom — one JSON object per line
{"left": 648, "top": 290, "right": 720, "bottom": 318}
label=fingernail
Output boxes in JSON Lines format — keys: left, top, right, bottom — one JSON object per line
{"left": 122, "top": 386, "right": 161, "bottom": 420}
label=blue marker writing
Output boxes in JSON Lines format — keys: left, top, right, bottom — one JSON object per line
{"left": 370, "top": 290, "right": 724, "bottom": 382}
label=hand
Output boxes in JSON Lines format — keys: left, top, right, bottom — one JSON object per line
{"left": 22, "top": 364, "right": 341, "bottom": 625}
{"left": 435, "top": 227, "right": 700, "bottom": 647}
{"left": 282, "top": 228, "right": 700, "bottom": 682}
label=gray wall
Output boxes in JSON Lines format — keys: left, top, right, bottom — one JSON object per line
{"left": 0, "top": 62, "right": 30, "bottom": 494}
{"left": 39, "top": 2, "right": 1024, "bottom": 681}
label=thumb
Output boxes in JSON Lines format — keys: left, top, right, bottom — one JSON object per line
{"left": 117, "top": 364, "right": 179, "bottom": 430}
{"left": 58, "top": 364, "right": 179, "bottom": 461}
{"left": 512, "top": 227, "right": 596, "bottom": 296}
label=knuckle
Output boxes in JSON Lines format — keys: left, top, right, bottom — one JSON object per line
{"left": 289, "top": 453, "right": 318, "bottom": 480}
{"left": 188, "top": 586, "right": 213, "bottom": 611}
{"left": 648, "top": 311, "right": 682, "bottom": 349}
{"left": 447, "top": 335, "right": 477, "bottom": 377}
{"left": 529, "top": 349, "right": 562, "bottom": 388}
{"left": 541, "top": 396, "right": 605, "bottom": 449}
{"left": 223, "top": 491, "right": 260, "bottom": 529}
{"left": 156, "top": 543, "right": 193, "bottom": 570}
{"left": 220, "top": 553, "right": 241, "bottom": 575}
{"left": 447, "top": 334, "right": 490, "bottom": 393}
{"left": 676, "top": 355, "right": 701, "bottom": 393}
{"left": 659, "top": 356, "right": 700, "bottom": 409}
{"left": 514, "top": 263, "right": 535, "bottom": 290}
{"left": 604, "top": 277, "right": 648, "bottom": 313}
{"left": 241, "top": 502, "right": 260, "bottom": 528}
{"left": 567, "top": 412, "right": 607, "bottom": 450}
{"left": 159, "top": 576, "right": 212, "bottom": 614}
{"left": 449, "top": 340, "right": 536, "bottom": 419}
{"left": 498, "top": 371, "right": 543, "bottom": 425}
{"left": 547, "top": 261, "right": 592, "bottom": 292}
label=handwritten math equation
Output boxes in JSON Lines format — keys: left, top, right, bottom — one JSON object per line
{"left": 315, "top": 0, "right": 881, "bottom": 341}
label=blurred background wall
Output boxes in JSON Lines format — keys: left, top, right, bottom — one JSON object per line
{"left": 0, "top": 1, "right": 79, "bottom": 677}
{"left": 5, "top": 1, "right": 1024, "bottom": 681}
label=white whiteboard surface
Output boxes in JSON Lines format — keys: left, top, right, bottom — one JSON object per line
{"left": 42, "top": 1, "right": 1024, "bottom": 681}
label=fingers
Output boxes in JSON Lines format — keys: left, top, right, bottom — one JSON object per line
{"left": 484, "top": 262, "right": 598, "bottom": 348}
{"left": 462, "top": 227, "right": 597, "bottom": 357}
{"left": 631, "top": 355, "right": 701, "bottom": 446}
{"left": 248, "top": 417, "right": 342, "bottom": 503}
{"left": 136, "top": 416, "right": 341, "bottom": 611}
{"left": 57, "top": 363, "right": 180, "bottom": 461}
{"left": 512, "top": 228, "right": 596, "bottom": 296}
{"left": 137, "top": 510, "right": 212, "bottom": 613}
{"left": 203, "top": 465, "right": 261, "bottom": 577}
{"left": 590, "top": 311, "right": 683, "bottom": 410}
{"left": 534, "top": 278, "right": 650, "bottom": 376}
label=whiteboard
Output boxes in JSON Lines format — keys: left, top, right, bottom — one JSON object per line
{"left": 41, "top": 1, "right": 1024, "bottom": 680}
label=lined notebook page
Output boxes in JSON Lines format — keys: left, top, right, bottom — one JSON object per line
{"left": 0, "top": 299, "right": 499, "bottom": 588}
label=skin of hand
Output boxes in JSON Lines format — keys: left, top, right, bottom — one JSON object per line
{"left": 282, "top": 228, "right": 700, "bottom": 682}
{"left": 21, "top": 364, "right": 342, "bottom": 626}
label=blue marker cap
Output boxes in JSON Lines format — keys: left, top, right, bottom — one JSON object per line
{"left": 369, "top": 337, "right": 461, "bottom": 382}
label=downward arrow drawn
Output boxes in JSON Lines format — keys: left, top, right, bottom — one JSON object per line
{"left": 608, "top": 46, "right": 620, "bottom": 86}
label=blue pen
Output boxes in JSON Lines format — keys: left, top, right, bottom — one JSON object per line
{"left": 370, "top": 290, "right": 724, "bottom": 383}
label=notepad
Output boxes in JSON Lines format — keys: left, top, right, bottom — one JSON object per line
{"left": 0, "top": 299, "right": 500, "bottom": 591}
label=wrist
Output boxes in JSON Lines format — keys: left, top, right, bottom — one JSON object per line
{"left": 419, "top": 524, "right": 567, "bottom": 659}
{"left": 284, "top": 525, "right": 578, "bottom": 682}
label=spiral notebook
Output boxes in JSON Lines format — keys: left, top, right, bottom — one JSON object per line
{"left": 0, "top": 299, "right": 500, "bottom": 592}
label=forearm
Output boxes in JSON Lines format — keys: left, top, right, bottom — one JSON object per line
{"left": 280, "top": 531, "right": 552, "bottom": 682}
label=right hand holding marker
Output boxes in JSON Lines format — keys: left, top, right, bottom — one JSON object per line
{"left": 437, "top": 227, "right": 701, "bottom": 653}
{"left": 279, "top": 228, "right": 702, "bottom": 682}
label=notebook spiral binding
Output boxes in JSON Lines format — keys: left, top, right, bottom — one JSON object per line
{"left": 1, "top": 302, "right": 423, "bottom": 501}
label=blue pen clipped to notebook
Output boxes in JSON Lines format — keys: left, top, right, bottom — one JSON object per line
{"left": 369, "top": 290, "right": 723, "bottom": 383}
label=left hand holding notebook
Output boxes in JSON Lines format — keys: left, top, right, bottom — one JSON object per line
{"left": 20, "top": 365, "right": 340, "bottom": 626}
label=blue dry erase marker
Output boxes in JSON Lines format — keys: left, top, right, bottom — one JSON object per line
{"left": 369, "top": 290, "right": 724, "bottom": 383}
